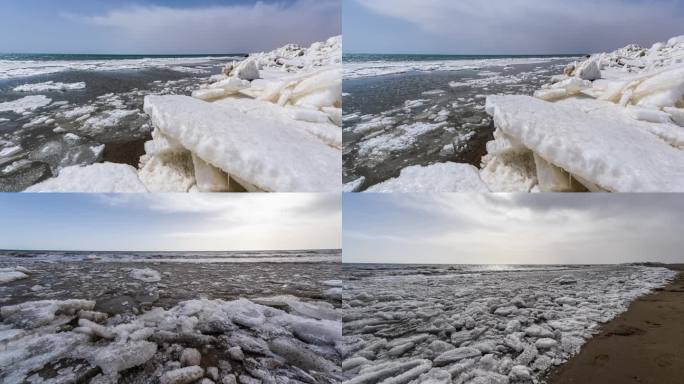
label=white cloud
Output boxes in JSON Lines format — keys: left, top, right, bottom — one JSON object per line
{"left": 354, "top": 0, "right": 684, "bottom": 53}
{"left": 98, "top": 193, "right": 341, "bottom": 251}
{"left": 343, "top": 194, "right": 683, "bottom": 264}
{"left": 62, "top": 0, "right": 340, "bottom": 53}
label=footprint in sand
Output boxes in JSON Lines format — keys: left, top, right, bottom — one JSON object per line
{"left": 592, "top": 354, "right": 610, "bottom": 367}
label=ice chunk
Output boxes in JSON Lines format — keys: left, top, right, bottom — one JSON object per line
{"left": 1, "top": 299, "right": 95, "bottom": 328}
{"left": 0, "top": 95, "right": 52, "bottom": 113}
{"left": 0, "top": 268, "right": 29, "bottom": 283}
{"left": 130, "top": 268, "right": 161, "bottom": 283}
{"left": 25, "top": 163, "right": 148, "bottom": 192}
{"left": 180, "top": 348, "right": 202, "bottom": 366}
{"left": 575, "top": 58, "right": 601, "bottom": 80}
{"left": 143, "top": 95, "right": 340, "bottom": 192}
{"left": 192, "top": 154, "right": 230, "bottom": 192}
{"left": 485, "top": 95, "right": 684, "bottom": 192}
{"left": 367, "top": 163, "right": 489, "bottom": 192}
{"left": 13, "top": 81, "right": 86, "bottom": 92}
{"left": 434, "top": 347, "right": 482, "bottom": 366}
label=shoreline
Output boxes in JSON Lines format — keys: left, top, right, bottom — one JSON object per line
{"left": 546, "top": 265, "right": 684, "bottom": 384}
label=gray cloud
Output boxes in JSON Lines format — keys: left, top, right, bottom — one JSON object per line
{"left": 344, "top": 194, "right": 684, "bottom": 265}
{"left": 354, "top": 0, "right": 684, "bottom": 54}
{"left": 63, "top": 0, "right": 340, "bottom": 53}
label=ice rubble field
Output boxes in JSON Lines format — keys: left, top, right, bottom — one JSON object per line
{"left": 342, "top": 58, "right": 573, "bottom": 192}
{"left": 0, "top": 56, "right": 234, "bottom": 80}
{"left": 25, "top": 36, "right": 343, "bottom": 193}
{"left": 347, "top": 35, "right": 684, "bottom": 192}
{"left": 343, "top": 57, "right": 570, "bottom": 80}
{"left": 341, "top": 265, "right": 676, "bottom": 384}
{"left": 0, "top": 259, "right": 342, "bottom": 384}
{"left": 0, "top": 74, "right": 211, "bottom": 192}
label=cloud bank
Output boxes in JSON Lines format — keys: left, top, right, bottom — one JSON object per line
{"left": 63, "top": 0, "right": 340, "bottom": 53}
{"left": 343, "top": 194, "right": 684, "bottom": 265}
{"left": 352, "top": 0, "right": 684, "bottom": 54}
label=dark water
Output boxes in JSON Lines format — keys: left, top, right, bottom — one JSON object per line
{"left": 0, "top": 55, "right": 241, "bottom": 191}
{"left": 0, "top": 53, "right": 243, "bottom": 61}
{"left": 0, "top": 248, "right": 342, "bottom": 263}
{"left": 342, "top": 56, "right": 577, "bottom": 190}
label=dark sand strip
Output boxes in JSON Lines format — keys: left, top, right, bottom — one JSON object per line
{"left": 547, "top": 266, "right": 684, "bottom": 384}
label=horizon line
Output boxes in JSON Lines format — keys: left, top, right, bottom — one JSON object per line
{"left": 343, "top": 51, "right": 587, "bottom": 57}
{"left": 0, "top": 248, "right": 342, "bottom": 253}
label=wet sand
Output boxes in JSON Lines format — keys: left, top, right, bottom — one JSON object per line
{"left": 547, "top": 265, "right": 684, "bottom": 384}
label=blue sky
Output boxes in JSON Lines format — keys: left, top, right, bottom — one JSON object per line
{"left": 0, "top": 0, "right": 340, "bottom": 54}
{"left": 343, "top": 194, "right": 684, "bottom": 265}
{"left": 0, "top": 194, "right": 341, "bottom": 251}
{"left": 344, "top": 0, "right": 684, "bottom": 54}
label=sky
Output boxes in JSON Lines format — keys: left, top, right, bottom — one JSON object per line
{"left": 0, "top": 0, "right": 340, "bottom": 54}
{"left": 343, "top": 194, "right": 684, "bottom": 265}
{"left": 0, "top": 194, "right": 341, "bottom": 251}
{"left": 344, "top": 0, "right": 684, "bottom": 54}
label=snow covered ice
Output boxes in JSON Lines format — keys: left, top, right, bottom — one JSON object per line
{"left": 342, "top": 264, "right": 675, "bottom": 384}
{"left": 0, "top": 250, "right": 342, "bottom": 383}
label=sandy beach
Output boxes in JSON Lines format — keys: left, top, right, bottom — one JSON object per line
{"left": 546, "top": 265, "right": 684, "bottom": 384}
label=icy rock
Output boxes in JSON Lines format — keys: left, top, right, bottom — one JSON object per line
{"left": 207, "top": 366, "right": 220, "bottom": 380}
{"left": 222, "top": 374, "right": 238, "bottom": 384}
{"left": 415, "top": 368, "right": 451, "bottom": 384}
{"left": 366, "top": 163, "right": 489, "bottom": 192}
{"left": 130, "top": 268, "right": 161, "bottom": 283}
{"left": 228, "top": 346, "right": 244, "bottom": 361}
{"left": 93, "top": 340, "right": 157, "bottom": 377}
{"left": 434, "top": 347, "right": 482, "bottom": 366}
{"left": 514, "top": 345, "right": 538, "bottom": 366}
{"left": 161, "top": 366, "right": 205, "bottom": 384}
{"left": 78, "top": 310, "right": 108, "bottom": 323}
{"left": 535, "top": 338, "right": 558, "bottom": 350}
{"left": 180, "top": 348, "right": 202, "bottom": 366}
{"left": 231, "top": 59, "right": 260, "bottom": 81}
{"left": 575, "top": 58, "right": 601, "bottom": 80}
{"left": 508, "top": 365, "right": 532, "bottom": 382}
{"left": 79, "top": 318, "right": 115, "bottom": 339}
{"left": 25, "top": 163, "right": 147, "bottom": 192}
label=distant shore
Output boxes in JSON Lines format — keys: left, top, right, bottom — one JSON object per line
{"left": 547, "top": 264, "right": 684, "bottom": 384}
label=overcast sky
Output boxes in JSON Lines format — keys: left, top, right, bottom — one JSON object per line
{"left": 344, "top": 0, "right": 684, "bottom": 54}
{"left": 0, "top": 0, "right": 340, "bottom": 54}
{"left": 344, "top": 194, "right": 684, "bottom": 265}
{"left": 0, "top": 194, "right": 341, "bottom": 251}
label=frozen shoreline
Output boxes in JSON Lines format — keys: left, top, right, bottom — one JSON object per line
{"left": 0, "top": 257, "right": 342, "bottom": 383}
{"left": 25, "top": 37, "right": 342, "bottom": 193}
{"left": 342, "top": 265, "right": 676, "bottom": 384}
{"left": 347, "top": 35, "right": 684, "bottom": 192}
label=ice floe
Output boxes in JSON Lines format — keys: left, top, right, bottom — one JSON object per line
{"left": 0, "top": 95, "right": 52, "bottom": 114}
{"left": 342, "top": 265, "right": 675, "bottom": 384}
{"left": 13, "top": 81, "right": 86, "bottom": 92}
{"left": 343, "top": 57, "right": 572, "bottom": 79}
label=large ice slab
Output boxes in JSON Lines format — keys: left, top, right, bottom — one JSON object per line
{"left": 143, "top": 95, "right": 340, "bottom": 192}
{"left": 485, "top": 95, "right": 684, "bottom": 192}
